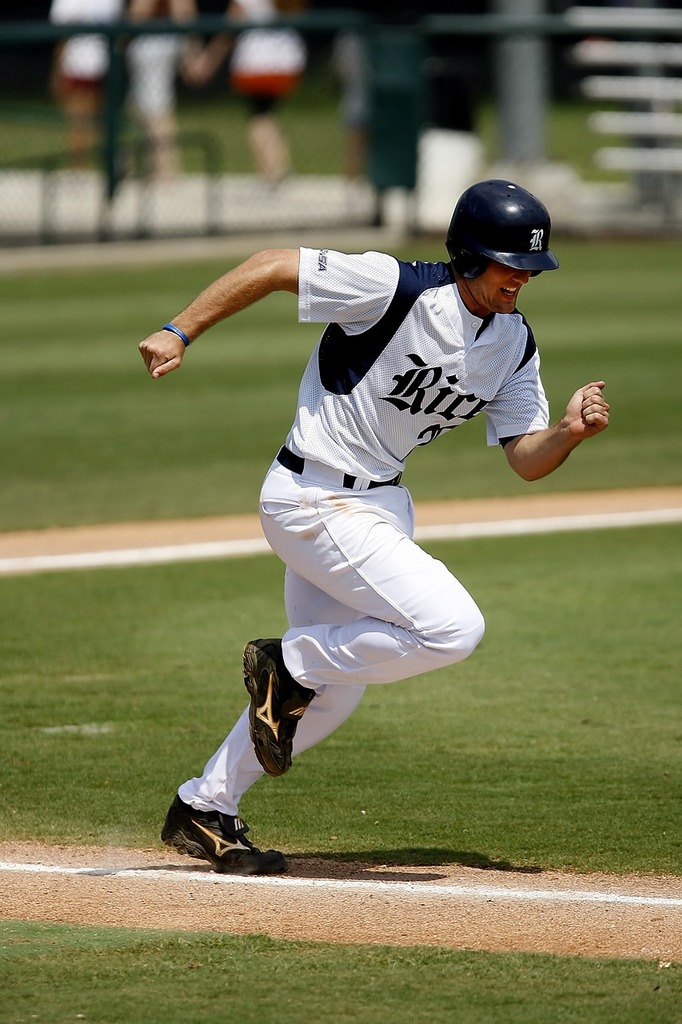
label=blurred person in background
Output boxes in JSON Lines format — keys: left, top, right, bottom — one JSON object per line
{"left": 126, "top": 0, "right": 200, "bottom": 180}
{"left": 49, "top": 0, "right": 125, "bottom": 168}
{"left": 184, "top": 0, "right": 307, "bottom": 186}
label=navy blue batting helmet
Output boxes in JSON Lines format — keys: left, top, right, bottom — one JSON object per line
{"left": 446, "top": 179, "right": 559, "bottom": 278}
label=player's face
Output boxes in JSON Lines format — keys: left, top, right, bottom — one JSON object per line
{"left": 457, "top": 260, "right": 532, "bottom": 317}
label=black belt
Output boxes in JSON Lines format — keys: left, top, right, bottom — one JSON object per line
{"left": 276, "top": 446, "right": 402, "bottom": 490}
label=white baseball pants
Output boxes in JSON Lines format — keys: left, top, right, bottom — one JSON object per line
{"left": 180, "top": 459, "right": 485, "bottom": 815}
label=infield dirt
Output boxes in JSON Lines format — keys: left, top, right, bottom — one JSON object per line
{"left": 1, "top": 841, "right": 681, "bottom": 961}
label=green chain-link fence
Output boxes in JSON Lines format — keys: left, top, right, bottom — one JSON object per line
{"left": 0, "top": 11, "right": 391, "bottom": 243}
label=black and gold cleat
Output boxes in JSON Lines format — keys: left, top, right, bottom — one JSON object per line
{"left": 161, "top": 795, "right": 287, "bottom": 874}
{"left": 243, "top": 638, "right": 315, "bottom": 777}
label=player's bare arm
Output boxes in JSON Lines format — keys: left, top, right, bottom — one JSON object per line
{"left": 138, "top": 247, "right": 299, "bottom": 380}
{"left": 504, "top": 381, "right": 609, "bottom": 481}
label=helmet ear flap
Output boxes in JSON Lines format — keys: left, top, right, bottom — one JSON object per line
{"left": 450, "top": 248, "right": 488, "bottom": 279}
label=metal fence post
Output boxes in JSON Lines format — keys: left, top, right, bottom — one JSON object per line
{"left": 102, "top": 27, "right": 126, "bottom": 206}
{"left": 493, "top": 0, "right": 548, "bottom": 163}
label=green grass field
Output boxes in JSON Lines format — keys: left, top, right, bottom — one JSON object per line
{"left": 1, "top": 526, "right": 681, "bottom": 1022}
{"left": 2, "top": 526, "right": 681, "bottom": 874}
{"left": 1, "top": 238, "right": 681, "bottom": 1021}
{"left": 2, "top": 923, "right": 680, "bottom": 1024}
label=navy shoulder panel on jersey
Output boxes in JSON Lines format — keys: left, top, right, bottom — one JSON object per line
{"left": 318, "top": 260, "right": 453, "bottom": 395}
{"left": 514, "top": 316, "right": 537, "bottom": 374}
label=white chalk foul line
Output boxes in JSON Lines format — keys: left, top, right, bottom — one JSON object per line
{"left": 0, "top": 538, "right": 270, "bottom": 575}
{"left": 1, "top": 507, "right": 681, "bottom": 576}
{"left": 1, "top": 861, "right": 681, "bottom": 908}
{"left": 415, "top": 507, "right": 682, "bottom": 540}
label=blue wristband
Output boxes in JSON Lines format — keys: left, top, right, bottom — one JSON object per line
{"left": 162, "top": 323, "right": 191, "bottom": 347}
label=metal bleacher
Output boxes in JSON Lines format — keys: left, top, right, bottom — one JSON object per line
{"left": 569, "top": 7, "right": 682, "bottom": 220}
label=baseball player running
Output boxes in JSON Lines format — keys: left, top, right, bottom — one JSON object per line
{"left": 138, "top": 180, "right": 610, "bottom": 874}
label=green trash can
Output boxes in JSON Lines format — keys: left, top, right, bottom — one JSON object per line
{"left": 367, "top": 28, "right": 426, "bottom": 193}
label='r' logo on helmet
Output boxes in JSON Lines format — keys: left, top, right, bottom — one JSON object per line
{"left": 529, "top": 228, "right": 544, "bottom": 252}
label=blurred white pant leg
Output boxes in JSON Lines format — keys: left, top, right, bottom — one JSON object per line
{"left": 128, "top": 35, "right": 180, "bottom": 117}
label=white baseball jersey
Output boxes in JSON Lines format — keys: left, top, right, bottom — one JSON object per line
{"left": 50, "top": 0, "right": 124, "bottom": 79}
{"left": 291, "top": 247, "right": 549, "bottom": 480}
{"left": 230, "top": 0, "right": 307, "bottom": 78}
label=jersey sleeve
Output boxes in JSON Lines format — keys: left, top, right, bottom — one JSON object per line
{"left": 297, "top": 248, "right": 400, "bottom": 334}
{"left": 484, "top": 347, "right": 550, "bottom": 446}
